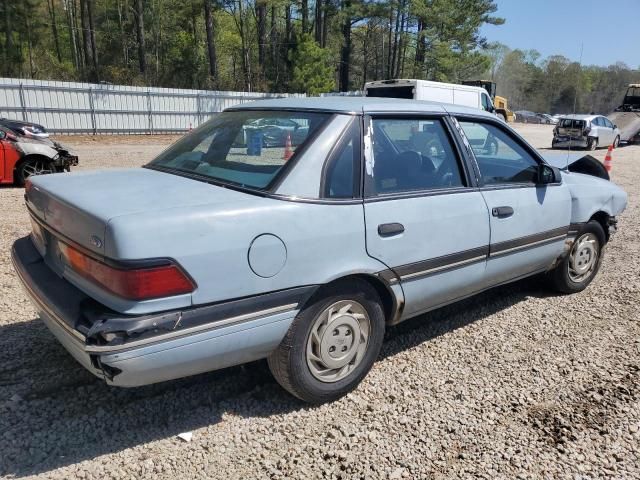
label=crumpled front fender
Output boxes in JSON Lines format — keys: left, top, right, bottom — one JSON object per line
{"left": 18, "top": 141, "right": 59, "bottom": 159}
{"left": 561, "top": 171, "right": 628, "bottom": 222}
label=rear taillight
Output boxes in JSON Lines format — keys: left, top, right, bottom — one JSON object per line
{"left": 60, "top": 243, "right": 195, "bottom": 301}
{"left": 583, "top": 122, "right": 591, "bottom": 135}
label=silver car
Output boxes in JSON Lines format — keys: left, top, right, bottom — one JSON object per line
{"left": 552, "top": 114, "right": 621, "bottom": 150}
{"left": 12, "top": 98, "right": 627, "bottom": 404}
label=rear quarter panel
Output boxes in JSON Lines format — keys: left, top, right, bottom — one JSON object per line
{"left": 105, "top": 198, "right": 388, "bottom": 312}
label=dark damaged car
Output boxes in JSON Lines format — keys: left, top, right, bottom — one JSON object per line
{"left": 0, "top": 118, "right": 78, "bottom": 186}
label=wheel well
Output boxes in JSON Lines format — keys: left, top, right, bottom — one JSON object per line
{"left": 308, "top": 274, "right": 398, "bottom": 324}
{"left": 590, "top": 211, "right": 610, "bottom": 242}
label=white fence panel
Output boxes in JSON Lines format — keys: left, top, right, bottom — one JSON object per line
{"left": 0, "top": 77, "right": 306, "bottom": 134}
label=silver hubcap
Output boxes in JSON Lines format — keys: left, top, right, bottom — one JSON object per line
{"left": 23, "top": 160, "right": 53, "bottom": 178}
{"left": 306, "top": 300, "right": 371, "bottom": 383}
{"left": 568, "top": 233, "right": 599, "bottom": 283}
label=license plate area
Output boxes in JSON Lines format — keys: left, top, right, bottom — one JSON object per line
{"left": 31, "top": 217, "right": 66, "bottom": 276}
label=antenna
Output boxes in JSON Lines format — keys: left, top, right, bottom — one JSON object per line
{"left": 566, "top": 42, "right": 584, "bottom": 170}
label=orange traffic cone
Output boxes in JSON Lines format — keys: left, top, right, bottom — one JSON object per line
{"left": 604, "top": 145, "right": 613, "bottom": 172}
{"left": 284, "top": 133, "right": 293, "bottom": 161}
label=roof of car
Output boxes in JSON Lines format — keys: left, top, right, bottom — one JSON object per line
{"left": 227, "top": 96, "right": 495, "bottom": 118}
{"left": 560, "top": 114, "right": 600, "bottom": 120}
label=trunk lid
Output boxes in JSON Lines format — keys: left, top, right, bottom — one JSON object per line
{"left": 27, "top": 167, "right": 255, "bottom": 256}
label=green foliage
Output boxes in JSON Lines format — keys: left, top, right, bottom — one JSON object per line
{"left": 482, "top": 43, "right": 640, "bottom": 114}
{"left": 290, "top": 35, "right": 335, "bottom": 95}
{"left": 0, "top": 0, "right": 636, "bottom": 106}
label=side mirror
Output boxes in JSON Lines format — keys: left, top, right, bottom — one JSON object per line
{"left": 538, "top": 164, "right": 560, "bottom": 185}
{"left": 613, "top": 124, "right": 618, "bottom": 129}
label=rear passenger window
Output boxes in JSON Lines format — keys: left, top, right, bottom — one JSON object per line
{"left": 458, "top": 120, "right": 539, "bottom": 185}
{"left": 367, "top": 118, "right": 464, "bottom": 196}
{"left": 323, "top": 120, "right": 360, "bottom": 199}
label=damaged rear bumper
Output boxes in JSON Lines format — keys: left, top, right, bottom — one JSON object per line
{"left": 552, "top": 136, "right": 589, "bottom": 149}
{"left": 11, "top": 236, "right": 309, "bottom": 387}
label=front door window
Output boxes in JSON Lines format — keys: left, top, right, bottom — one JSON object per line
{"left": 457, "top": 121, "right": 539, "bottom": 185}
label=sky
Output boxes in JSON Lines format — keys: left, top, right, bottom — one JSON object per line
{"left": 479, "top": 0, "right": 640, "bottom": 68}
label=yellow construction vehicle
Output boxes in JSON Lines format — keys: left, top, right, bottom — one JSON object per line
{"left": 462, "top": 80, "right": 515, "bottom": 122}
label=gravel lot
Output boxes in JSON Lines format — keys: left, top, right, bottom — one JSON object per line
{"left": 0, "top": 125, "right": 638, "bottom": 479}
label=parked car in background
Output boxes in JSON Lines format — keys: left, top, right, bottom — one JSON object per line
{"left": 552, "top": 114, "right": 621, "bottom": 150}
{"left": 12, "top": 97, "right": 627, "bottom": 404}
{"left": 514, "top": 110, "right": 543, "bottom": 124}
{"left": 0, "top": 121, "right": 78, "bottom": 186}
{"left": 243, "top": 116, "right": 309, "bottom": 147}
{"left": 0, "top": 118, "right": 50, "bottom": 139}
{"left": 540, "top": 114, "right": 558, "bottom": 125}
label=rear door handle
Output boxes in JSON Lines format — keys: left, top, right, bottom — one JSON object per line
{"left": 492, "top": 206, "right": 514, "bottom": 218}
{"left": 378, "top": 223, "right": 405, "bottom": 237}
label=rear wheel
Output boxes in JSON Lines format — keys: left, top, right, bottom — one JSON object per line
{"left": 587, "top": 137, "right": 598, "bottom": 151}
{"left": 547, "top": 220, "right": 605, "bottom": 294}
{"left": 15, "top": 158, "right": 54, "bottom": 186}
{"left": 268, "top": 280, "right": 385, "bottom": 404}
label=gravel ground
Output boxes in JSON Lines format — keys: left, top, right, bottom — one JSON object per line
{"left": 0, "top": 125, "right": 639, "bottom": 479}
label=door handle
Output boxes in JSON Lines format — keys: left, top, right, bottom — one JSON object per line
{"left": 492, "top": 206, "right": 514, "bottom": 218}
{"left": 378, "top": 223, "right": 405, "bottom": 237}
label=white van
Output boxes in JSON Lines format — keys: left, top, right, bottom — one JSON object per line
{"left": 364, "top": 79, "right": 496, "bottom": 115}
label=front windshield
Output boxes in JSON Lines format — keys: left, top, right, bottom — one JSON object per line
{"left": 148, "top": 110, "right": 331, "bottom": 190}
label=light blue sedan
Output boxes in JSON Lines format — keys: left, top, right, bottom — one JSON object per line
{"left": 12, "top": 98, "right": 627, "bottom": 403}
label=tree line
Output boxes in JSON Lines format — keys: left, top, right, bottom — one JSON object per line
{"left": 1, "top": 0, "right": 638, "bottom": 114}
{"left": 489, "top": 44, "right": 640, "bottom": 115}
{"left": 1, "top": 0, "right": 503, "bottom": 93}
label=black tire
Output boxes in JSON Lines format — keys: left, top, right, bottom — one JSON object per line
{"left": 547, "top": 220, "right": 606, "bottom": 294}
{"left": 587, "top": 137, "right": 597, "bottom": 151}
{"left": 268, "top": 279, "right": 385, "bottom": 404}
{"left": 14, "top": 157, "right": 54, "bottom": 187}
{"left": 613, "top": 136, "right": 620, "bottom": 149}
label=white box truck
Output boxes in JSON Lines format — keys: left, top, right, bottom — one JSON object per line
{"left": 364, "top": 79, "right": 497, "bottom": 116}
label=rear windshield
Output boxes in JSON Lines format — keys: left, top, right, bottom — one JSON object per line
{"left": 558, "top": 119, "right": 585, "bottom": 129}
{"left": 148, "top": 110, "right": 330, "bottom": 190}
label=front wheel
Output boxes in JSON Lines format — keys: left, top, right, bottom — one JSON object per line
{"left": 547, "top": 221, "right": 605, "bottom": 294}
{"left": 15, "top": 158, "right": 55, "bottom": 186}
{"left": 268, "top": 280, "right": 385, "bottom": 403}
